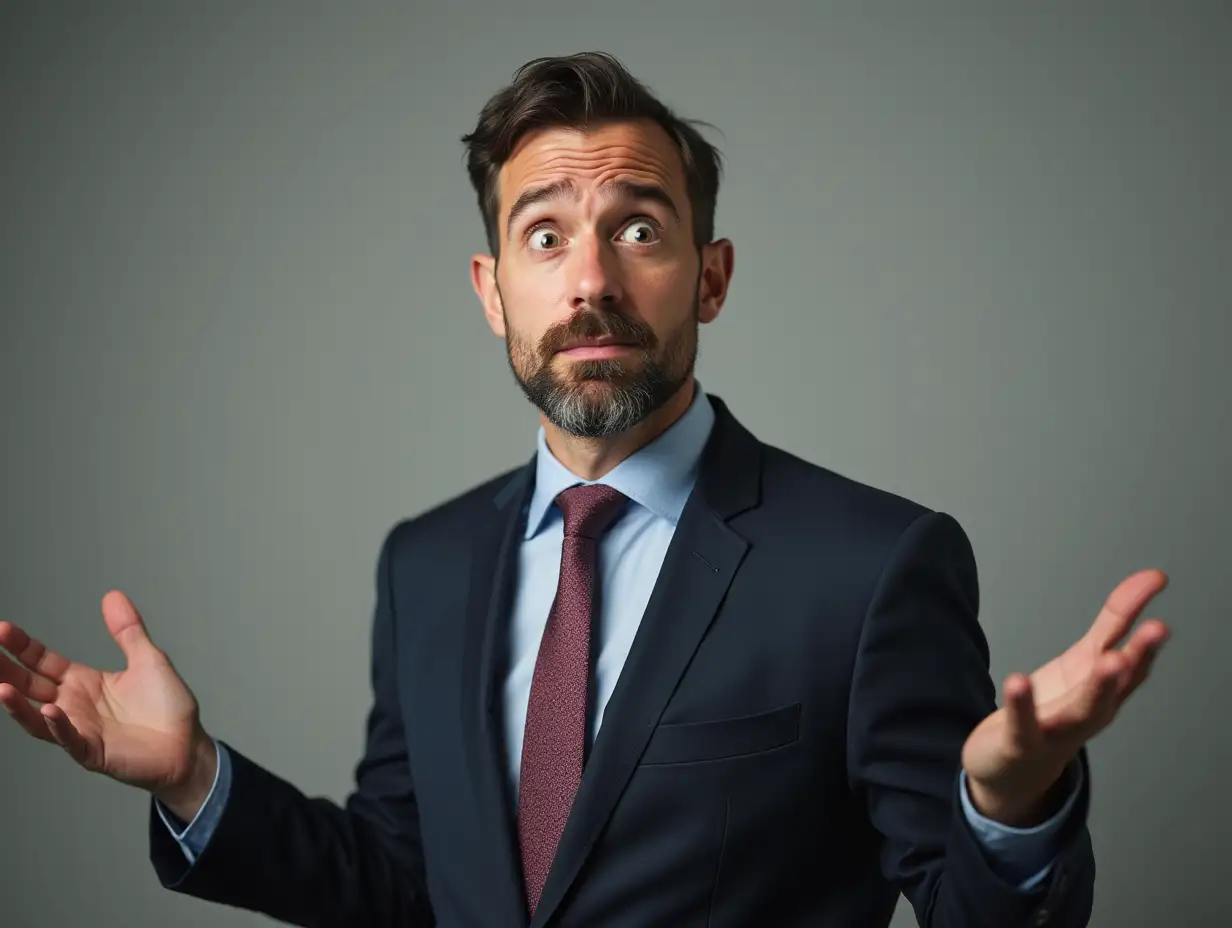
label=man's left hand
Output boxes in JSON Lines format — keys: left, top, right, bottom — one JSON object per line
{"left": 962, "top": 569, "right": 1171, "bottom": 827}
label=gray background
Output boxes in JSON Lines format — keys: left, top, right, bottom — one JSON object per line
{"left": 2, "top": 3, "right": 1229, "bottom": 926}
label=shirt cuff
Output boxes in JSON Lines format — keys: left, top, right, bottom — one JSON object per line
{"left": 154, "top": 737, "right": 233, "bottom": 864}
{"left": 959, "top": 760, "right": 1084, "bottom": 890}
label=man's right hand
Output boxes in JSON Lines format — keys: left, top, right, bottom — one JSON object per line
{"left": 0, "top": 590, "right": 218, "bottom": 822}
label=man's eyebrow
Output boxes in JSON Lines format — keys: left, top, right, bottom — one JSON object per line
{"left": 504, "top": 178, "right": 681, "bottom": 241}
{"left": 505, "top": 180, "right": 577, "bottom": 240}
{"left": 600, "top": 180, "right": 680, "bottom": 223}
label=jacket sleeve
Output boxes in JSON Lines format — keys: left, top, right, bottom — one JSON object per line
{"left": 148, "top": 522, "right": 435, "bottom": 927}
{"left": 847, "top": 510, "right": 1095, "bottom": 928}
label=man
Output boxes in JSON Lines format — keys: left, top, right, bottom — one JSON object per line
{"left": 0, "top": 52, "right": 1169, "bottom": 927}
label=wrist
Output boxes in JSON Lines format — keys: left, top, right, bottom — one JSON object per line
{"left": 153, "top": 732, "right": 218, "bottom": 823}
{"left": 967, "top": 764, "right": 1073, "bottom": 828}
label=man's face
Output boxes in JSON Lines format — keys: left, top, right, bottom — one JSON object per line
{"left": 472, "top": 120, "right": 726, "bottom": 438}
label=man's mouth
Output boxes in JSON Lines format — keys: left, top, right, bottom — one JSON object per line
{"left": 556, "top": 336, "right": 639, "bottom": 359}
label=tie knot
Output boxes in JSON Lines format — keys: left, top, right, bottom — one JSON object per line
{"left": 555, "top": 484, "right": 628, "bottom": 540}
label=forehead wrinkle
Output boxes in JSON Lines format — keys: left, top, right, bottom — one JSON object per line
{"left": 522, "top": 143, "right": 673, "bottom": 184}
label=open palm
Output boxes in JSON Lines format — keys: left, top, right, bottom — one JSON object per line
{"left": 962, "top": 569, "right": 1171, "bottom": 816}
{"left": 0, "top": 590, "right": 202, "bottom": 793}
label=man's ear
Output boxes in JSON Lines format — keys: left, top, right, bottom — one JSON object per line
{"left": 470, "top": 253, "right": 505, "bottom": 337}
{"left": 697, "top": 238, "right": 734, "bottom": 325}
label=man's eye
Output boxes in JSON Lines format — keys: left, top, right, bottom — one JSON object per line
{"left": 619, "top": 220, "right": 659, "bottom": 244}
{"left": 528, "top": 227, "right": 562, "bottom": 250}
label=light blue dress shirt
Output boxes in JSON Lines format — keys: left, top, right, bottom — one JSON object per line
{"left": 161, "top": 386, "right": 1081, "bottom": 891}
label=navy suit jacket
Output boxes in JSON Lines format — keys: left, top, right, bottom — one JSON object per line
{"left": 149, "top": 394, "right": 1095, "bottom": 926}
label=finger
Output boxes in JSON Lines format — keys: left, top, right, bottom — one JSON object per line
{"left": 1120, "top": 618, "right": 1170, "bottom": 665}
{"left": 40, "top": 704, "right": 92, "bottom": 767}
{"left": 0, "top": 651, "right": 59, "bottom": 703}
{"left": 0, "top": 620, "right": 72, "bottom": 683}
{"left": 101, "top": 591, "right": 163, "bottom": 666}
{"left": 1003, "top": 673, "right": 1041, "bottom": 752}
{"left": 0, "top": 682, "right": 56, "bottom": 744}
{"left": 1115, "top": 619, "right": 1170, "bottom": 701}
{"left": 1085, "top": 569, "right": 1169, "bottom": 653}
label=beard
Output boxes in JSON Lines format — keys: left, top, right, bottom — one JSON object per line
{"left": 503, "top": 297, "right": 699, "bottom": 439}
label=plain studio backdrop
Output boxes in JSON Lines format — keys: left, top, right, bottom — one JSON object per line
{"left": 1, "top": 3, "right": 1229, "bottom": 926}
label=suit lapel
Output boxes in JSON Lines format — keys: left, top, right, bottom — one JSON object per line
{"left": 530, "top": 396, "right": 763, "bottom": 928}
{"left": 460, "top": 461, "right": 535, "bottom": 927}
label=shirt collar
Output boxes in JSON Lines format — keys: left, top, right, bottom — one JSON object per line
{"left": 523, "top": 385, "right": 715, "bottom": 540}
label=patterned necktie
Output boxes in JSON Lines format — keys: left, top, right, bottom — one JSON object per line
{"left": 517, "top": 483, "right": 629, "bottom": 918}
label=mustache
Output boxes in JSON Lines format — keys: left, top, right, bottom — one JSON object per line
{"left": 539, "top": 309, "right": 657, "bottom": 356}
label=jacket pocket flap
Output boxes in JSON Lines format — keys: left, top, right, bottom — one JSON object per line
{"left": 640, "top": 702, "right": 802, "bottom": 765}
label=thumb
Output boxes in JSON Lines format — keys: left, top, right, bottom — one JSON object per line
{"left": 101, "top": 590, "right": 163, "bottom": 665}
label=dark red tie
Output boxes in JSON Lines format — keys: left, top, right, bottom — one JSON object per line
{"left": 517, "top": 483, "right": 629, "bottom": 917}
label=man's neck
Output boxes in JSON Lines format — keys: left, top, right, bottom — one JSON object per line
{"left": 540, "top": 378, "right": 697, "bottom": 482}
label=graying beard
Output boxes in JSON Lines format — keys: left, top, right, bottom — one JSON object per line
{"left": 542, "top": 379, "right": 657, "bottom": 438}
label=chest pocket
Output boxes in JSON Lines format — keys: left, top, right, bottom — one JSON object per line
{"left": 639, "top": 702, "right": 801, "bottom": 765}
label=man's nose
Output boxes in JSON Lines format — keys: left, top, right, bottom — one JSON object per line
{"left": 566, "top": 233, "right": 623, "bottom": 312}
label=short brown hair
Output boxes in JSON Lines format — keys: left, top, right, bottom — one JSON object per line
{"left": 461, "top": 51, "right": 723, "bottom": 257}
